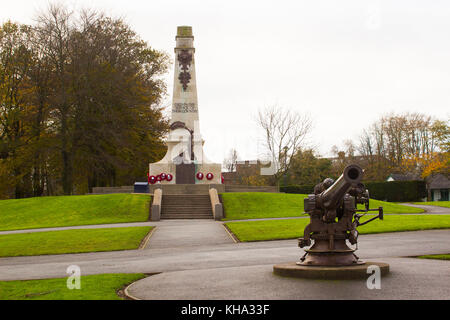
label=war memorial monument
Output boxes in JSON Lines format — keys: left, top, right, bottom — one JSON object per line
{"left": 148, "top": 26, "right": 222, "bottom": 187}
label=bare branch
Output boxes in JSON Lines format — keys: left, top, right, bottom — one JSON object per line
{"left": 256, "top": 105, "right": 313, "bottom": 182}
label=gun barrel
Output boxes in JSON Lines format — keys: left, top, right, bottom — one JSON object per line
{"left": 319, "top": 164, "right": 363, "bottom": 209}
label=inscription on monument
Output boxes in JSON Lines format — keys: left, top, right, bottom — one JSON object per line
{"left": 173, "top": 103, "right": 198, "bottom": 113}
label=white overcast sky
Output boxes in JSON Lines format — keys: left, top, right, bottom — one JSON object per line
{"left": 1, "top": 0, "right": 449, "bottom": 163}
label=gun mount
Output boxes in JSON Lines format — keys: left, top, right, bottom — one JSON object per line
{"left": 298, "top": 164, "right": 383, "bottom": 266}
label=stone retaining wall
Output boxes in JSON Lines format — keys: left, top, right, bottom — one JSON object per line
{"left": 90, "top": 184, "right": 279, "bottom": 195}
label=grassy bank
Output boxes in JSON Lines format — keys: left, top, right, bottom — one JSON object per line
{"left": 0, "top": 194, "right": 151, "bottom": 231}
{"left": 0, "top": 273, "right": 146, "bottom": 300}
{"left": 221, "top": 193, "right": 307, "bottom": 220}
{"left": 225, "top": 214, "right": 450, "bottom": 242}
{"left": 0, "top": 227, "right": 152, "bottom": 257}
{"left": 221, "top": 193, "right": 424, "bottom": 221}
{"left": 417, "top": 254, "right": 450, "bottom": 261}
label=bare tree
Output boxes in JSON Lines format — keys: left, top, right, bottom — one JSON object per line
{"left": 256, "top": 105, "right": 313, "bottom": 183}
{"left": 223, "top": 148, "right": 239, "bottom": 172}
{"left": 329, "top": 141, "right": 358, "bottom": 177}
{"left": 34, "top": 4, "right": 74, "bottom": 194}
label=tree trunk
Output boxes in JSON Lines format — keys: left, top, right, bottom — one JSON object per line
{"left": 61, "top": 112, "right": 73, "bottom": 195}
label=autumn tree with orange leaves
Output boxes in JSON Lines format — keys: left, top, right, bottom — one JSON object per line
{"left": 0, "top": 4, "right": 170, "bottom": 199}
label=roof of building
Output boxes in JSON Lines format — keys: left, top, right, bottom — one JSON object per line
{"left": 387, "top": 173, "right": 422, "bottom": 181}
{"left": 427, "top": 174, "right": 450, "bottom": 189}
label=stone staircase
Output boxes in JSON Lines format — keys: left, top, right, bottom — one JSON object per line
{"left": 160, "top": 195, "right": 213, "bottom": 219}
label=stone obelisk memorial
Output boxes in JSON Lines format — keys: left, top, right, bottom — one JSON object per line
{"left": 149, "top": 26, "right": 222, "bottom": 185}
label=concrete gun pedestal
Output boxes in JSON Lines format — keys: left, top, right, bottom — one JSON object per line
{"left": 273, "top": 262, "right": 389, "bottom": 280}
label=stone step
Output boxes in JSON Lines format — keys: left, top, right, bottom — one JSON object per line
{"left": 162, "top": 200, "right": 211, "bottom": 204}
{"left": 161, "top": 214, "right": 213, "bottom": 219}
{"left": 162, "top": 199, "right": 211, "bottom": 202}
{"left": 162, "top": 204, "right": 211, "bottom": 206}
{"left": 162, "top": 199, "right": 211, "bottom": 205}
{"left": 161, "top": 207, "right": 212, "bottom": 212}
{"left": 161, "top": 202, "right": 211, "bottom": 205}
{"left": 161, "top": 212, "right": 213, "bottom": 216}
{"left": 162, "top": 199, "right": 211, "bottom": 203}
{"left": 161, "top": 210, "right": 213, "bottom": 214}
{"left": 162, "top": 197, "right": 211, "bottom": 200}
{"left": 162, "top": 201, "right": 212, "bottom": 205}
{"left": 160, "top": 194, "right": 214, "bottom": 220}
{"left": 162, "top": 213, "right": 212, "bottom": 215}
{"left": 161, "top": 209, "right": 212, "bottom": 211}
{"left": 163, "top": 194, "right": 210, "bottom": 196}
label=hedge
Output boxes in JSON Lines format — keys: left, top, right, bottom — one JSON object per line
{"left": 365, "top": 181, "right": 427, "bottom": 202}
{"left": 280, "top": 185, "right": 315, "bottom": 194}
{"left": 281, "top": 180, "right": 427, "bottom": 202}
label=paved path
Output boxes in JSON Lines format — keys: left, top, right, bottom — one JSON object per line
{"left": 0, "top": 229, "right": 448, "bottom": 281}
{"left": 145, "top": 220, "right": 234, "bottom": 249}
{"left": 128, "top": 257, "right": 450, "bottom": 300}
{"left": 400, "top": 203, "right": 450, "bottom": 214}
{"left": 126, "top": 229, "right": 450, "bottom": 300}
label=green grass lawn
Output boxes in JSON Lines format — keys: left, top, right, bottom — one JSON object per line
{"left": 221, "top": 193, "right": 424, "bottom": 220}
{"left": 0, "top": 227, "right": 152, "bottom": 257}
{"left": 0, "top": 194, "right": 151, "bottom": 231}
{"left": 225, "top": 214, "right": 450, "bottom": 242}
{"left": 221, "top": 193, "right": 307, "bottom": 220}
{"left": 417, "top": 254, "right": 450, "bottom": 261}
{"left": 413, "top": 201, "right": 450, "bottom": 208}
{"left": 0, "top": 273, "right": 146, "bottom": 300}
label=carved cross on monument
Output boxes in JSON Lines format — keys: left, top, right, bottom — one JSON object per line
{"left": 178, "top": 50, "right": 192, "bottom": 90}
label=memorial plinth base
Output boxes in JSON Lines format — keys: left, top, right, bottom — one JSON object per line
{"left": 273, "top": 262, "right": 390, "bottom": 280}
{"left": 149, "top": 184, "right": 225, "bottom": 195}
